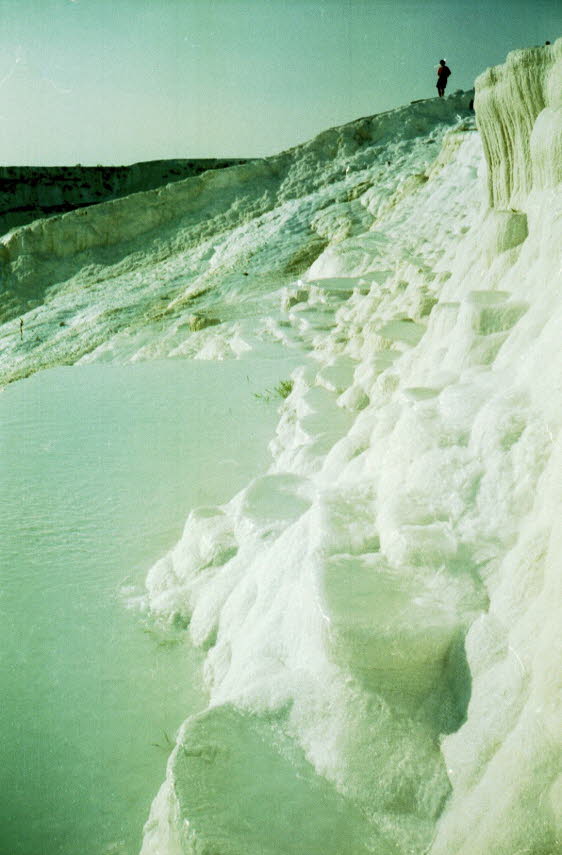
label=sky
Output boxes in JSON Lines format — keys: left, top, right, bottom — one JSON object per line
{"left": 0, "top": 0, "right": 560, "bottom": 165}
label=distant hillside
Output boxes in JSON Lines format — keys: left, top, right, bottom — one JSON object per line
{"left": 0, "top": 159, "right": 247, "bottom": 234}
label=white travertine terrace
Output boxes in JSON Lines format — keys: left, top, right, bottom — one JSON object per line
{"left": 138, "top": 42, "right": 562, "bottom": 855}
{"left": 429, "top": 38, "right": 562, "bottom": 855}
{"left": 1, "top": 39, "right": 561, "bottom": 855}
{"left": 475, "top": 40, "right": 562, "bottom": 208}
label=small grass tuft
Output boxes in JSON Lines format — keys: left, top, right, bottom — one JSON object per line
{"left": 254, "top": 378, "right": 294, "bottom": 403}
{"left": 275, "top": 379, "right": 294, "bottom": 399}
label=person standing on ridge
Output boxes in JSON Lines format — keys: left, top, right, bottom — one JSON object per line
{"left": 436, "top": 59, "right": 451, "bottom": 97}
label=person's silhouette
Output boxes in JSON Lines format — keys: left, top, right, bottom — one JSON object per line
{"left": 437, "top": 59, "right": 451, "bottom": 97}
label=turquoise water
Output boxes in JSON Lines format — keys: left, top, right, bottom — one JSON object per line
{"left": 0, "top": 358, "right": 293, "bottom": 855}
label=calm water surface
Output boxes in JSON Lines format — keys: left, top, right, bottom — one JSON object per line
{"left": 0, "top": 359, "right": 291, "bottom": 855}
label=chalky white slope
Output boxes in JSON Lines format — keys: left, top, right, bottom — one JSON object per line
{"left": 140, "top": 44, "right": 562, "bottom": 855}
{"left": 2, "top": 40, "right": 560, "bottom": 855}
{"left": 0, "top": 90, "right": 472, "bottom": 382}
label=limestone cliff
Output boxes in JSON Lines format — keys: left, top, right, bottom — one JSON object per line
{"left": 0, "top": 159, "right": 246, "bottom": 234}
{"left": 475, "top": 40, "right": 562, "bottom": 209}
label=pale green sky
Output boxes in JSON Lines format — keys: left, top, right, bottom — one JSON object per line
{"left": 0, "top": 0, "right": 560, "bottom": 164}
